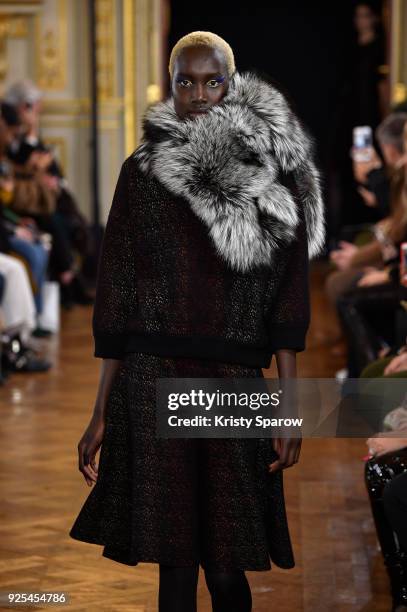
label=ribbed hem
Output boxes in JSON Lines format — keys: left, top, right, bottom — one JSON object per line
{"left": 94, "top": 332, "right": 273, "bottom": 368}
{"left": 267, "top": 323, "right": 309, "bottom": 353}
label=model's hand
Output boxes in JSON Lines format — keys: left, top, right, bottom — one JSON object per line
{"left": 77, "top": 413, "right": 105, "bottom": 486}
{"left": 268, "top": 437, "right": 302, "bottom": 472}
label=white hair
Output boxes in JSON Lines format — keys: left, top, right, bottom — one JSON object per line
{"left": 4, "top": 80, "right": 42, "bottom": 106}
{"left": 168, "top": 31, "right": 236, "bottom": 78}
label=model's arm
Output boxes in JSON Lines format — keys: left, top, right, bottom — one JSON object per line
{"left": 93, "top": 358, "right": 122, "bottom": 418}
{"left": 77, "top": 358, "right": 122, "bottom": 486}
{"left": 76, "top": 160, "right": 136, "bottom": 486}
{"left": 268, "top": 350, "right": 302, "bottom": 472}
{"left": 265, "top": 199, "right": 311, "bottom": 473}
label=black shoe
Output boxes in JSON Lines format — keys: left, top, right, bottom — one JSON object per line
{"left": 32, "top": 326, "right": 53, "bottom": 338}
{"left": 13, "top": 349, "right": 51, "bottom": 372}
{"left": 1, "top": 333, "right": 51, "bottom": 373}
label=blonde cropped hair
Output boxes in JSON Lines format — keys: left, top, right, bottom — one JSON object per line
{"left": 168, "top": 31, "right": 236, "bottom": 79}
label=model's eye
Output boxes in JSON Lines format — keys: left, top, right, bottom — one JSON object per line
{"left": 177, "top": 78, "right": 192, "bottom": 88}
{"left": 207, "top": 79, "right": 221, "bottom": 88}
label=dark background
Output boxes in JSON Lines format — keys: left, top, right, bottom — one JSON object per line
{"left": 167, "top": 0, "right": 386, "bottom": 239}
{"left": 167, "top": 0, "right": 358, "bottom": 163}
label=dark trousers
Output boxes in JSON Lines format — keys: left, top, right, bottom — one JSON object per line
{"left": 336, "top": 282, "right": 404, "bottom": 377}
{"left": 31, "top": 213, "right": 74, "bottom": 276}
{"left": 383, "top": 471, "right": 407, "bottom": 552}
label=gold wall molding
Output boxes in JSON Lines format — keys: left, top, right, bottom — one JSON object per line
{"left": 41, "top": 117, "right": 121, "bottom": 130}
{"left": 35, "top": 0, "right": 67, "bottom": 91}
{"left": 123, "top": 0, "right": 135, "bottom": 155}
{"left": 391, "top": 0, "right": 407, "bottom": 104}
{"left": 0, "top": 13, "right": 30, "bottom": 81}
{"left": 95, "top": 0, "right": 117, "bottom": 100}
{"left": 0, "top": 1, "right": 42, "bottom": 5}
{"left": 42, "top": 97, "right": 125, "bottom": 115}
{"left": 394, "top": 82, "right": 407, "bottom": 104}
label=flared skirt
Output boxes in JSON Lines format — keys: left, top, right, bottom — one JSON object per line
{"left": 69, "top": 352, "right": 295, "bottom": 571}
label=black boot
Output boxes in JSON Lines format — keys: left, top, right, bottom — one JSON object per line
{"left": 1, "top": 333, "right": 51, "bottom": 373}
{"left": 385, "top": 550, "right": 407, "bottom": 612}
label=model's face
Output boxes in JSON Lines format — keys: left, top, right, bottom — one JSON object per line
{"left": 171, "top": 45, "right": 230, "bottom": 120}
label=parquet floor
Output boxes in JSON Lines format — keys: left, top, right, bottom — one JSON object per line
{"left": 0, "top": 261, "right": 393, "bottom": 611}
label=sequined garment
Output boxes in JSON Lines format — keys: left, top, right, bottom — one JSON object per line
{"left": 69, "top": 353, "right": 295, "bottom": 571}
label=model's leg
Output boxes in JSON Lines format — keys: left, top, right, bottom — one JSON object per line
{"left": 158, "top": 563, "right": 199, "bottom": 612}
{"left": 204, "top": 569, "right": 252, "bottom": 612}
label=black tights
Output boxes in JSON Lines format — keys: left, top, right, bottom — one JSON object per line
{"left": 158, "top": 564, "right": 252, "bottom": 612}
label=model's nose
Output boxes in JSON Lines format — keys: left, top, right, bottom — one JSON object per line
{"left": 192, "top": 82, "right": 206, "bottom": 102}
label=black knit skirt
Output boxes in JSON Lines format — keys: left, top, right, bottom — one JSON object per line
{"left": 69, "top": 352, "right": 295, "bottom": 571}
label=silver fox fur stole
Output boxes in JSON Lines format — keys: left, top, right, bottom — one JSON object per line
{"left": 134, "top": 71, "right": 326, "bottom": 273}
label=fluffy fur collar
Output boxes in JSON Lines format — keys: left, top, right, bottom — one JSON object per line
{"left": 134, "top": 71, "right": 325, "bottom": 272}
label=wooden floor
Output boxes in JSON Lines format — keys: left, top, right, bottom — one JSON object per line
{"left": 0, "top": 261, "right": 393, "bottom": 611}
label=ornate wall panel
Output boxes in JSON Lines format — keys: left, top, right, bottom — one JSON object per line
{"left": 0, "top": 0, "right": 164, "bottom": 223}
{"left": 391, "top": 0, "right": 407, "bottom": 105}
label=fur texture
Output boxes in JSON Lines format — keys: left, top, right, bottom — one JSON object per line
{"left": 134, "top": 71, "right": 326, "bottom": 272}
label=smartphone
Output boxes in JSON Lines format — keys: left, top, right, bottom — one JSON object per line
{"left": 352, "top": 126, "right": 373, "bottom": 162}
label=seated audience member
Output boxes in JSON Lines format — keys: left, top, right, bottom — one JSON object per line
{"left": 336, "top": 229, "right": 407, "bottom": 377}
{"left": 4, "top": 80, "right": 93, "bottom": 306}
{"left": 0, "top": 102, "right": 51, "bottom": 333}
{"left": 353, "top": 113, "right": 407, "bottom": 219}
{"left": 0, "top": 251, "right": 50, "bottom": 372}
{"left": 362, "top": 347, "right": 407, "bottom": 379}
{"left": 366, "top": 430, "right": 407, "bottom": 612}
{"left": 41, "top": 166, "right": 93, "bottom": 305}
{"left": 8, "top": 141, "right": 76, "bottom": 290}
{"left": 336, "top": 288, "right": 402, "bottom": 377}
{"left": 326, "top": 113, "right": 407, "bottom": 307}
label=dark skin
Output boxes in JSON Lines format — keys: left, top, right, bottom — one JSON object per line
{"left": 171, "top": 45, "right": 230, "bottom": 119}
{"left": 77, "top": 45, "right": 301, "bottom": 486}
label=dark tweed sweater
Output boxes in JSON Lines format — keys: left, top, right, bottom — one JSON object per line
{"left": 92, "top": 72, "right": 325, "bottom": 368}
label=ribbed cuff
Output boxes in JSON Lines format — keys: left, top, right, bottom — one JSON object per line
{"left": 267, "top": 322, "right": 309, "bottom": 352}
{"left": 94, "top": 333, "right": 127, "bottom": 359}
{"left": 94, "top": 331, "right": 273, "bottom": 367}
